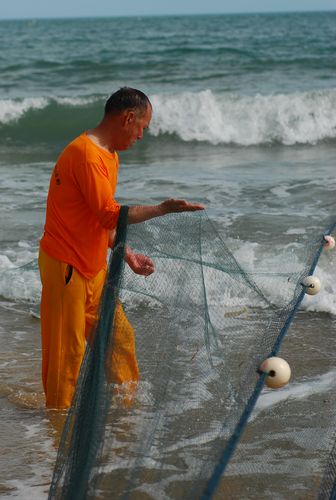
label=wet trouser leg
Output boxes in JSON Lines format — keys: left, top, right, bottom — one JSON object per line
{"left": 38, "top": 248, "right": 139, "bottom": 409}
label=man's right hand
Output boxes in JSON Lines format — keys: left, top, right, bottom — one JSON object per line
{"left": 127, "top": 199, "right": 205, "bottom": 224}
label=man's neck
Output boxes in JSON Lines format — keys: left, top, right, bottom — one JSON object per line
{"left": 87, "top": 122, "right": 115, "bottom": 153}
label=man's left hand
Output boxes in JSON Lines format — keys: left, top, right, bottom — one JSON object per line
{"left": 125, "top": 247, "right": 154, "bottom": 276}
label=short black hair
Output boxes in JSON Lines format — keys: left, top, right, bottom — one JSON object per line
{"left": 104, "top": 87, "right": 151, "bottom": 117}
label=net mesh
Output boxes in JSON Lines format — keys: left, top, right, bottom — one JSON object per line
{"left": 48, "top": 208, "right": 336, "bottom": 500}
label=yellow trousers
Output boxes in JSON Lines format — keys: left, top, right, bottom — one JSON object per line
{"left": 38, "top": 248, "right": 139, "bottom": 409}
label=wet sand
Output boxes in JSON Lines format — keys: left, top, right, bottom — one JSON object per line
{"left": 0, "top": 302, "right": 335, "bottom": 499}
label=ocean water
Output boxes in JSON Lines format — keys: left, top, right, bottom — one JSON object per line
{"left": 0, "top": 11, "right": 336, "bottom": 499}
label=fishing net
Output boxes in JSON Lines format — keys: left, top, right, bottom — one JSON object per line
{"left": 48, "top": 207, "right": 336, "bottom": 500}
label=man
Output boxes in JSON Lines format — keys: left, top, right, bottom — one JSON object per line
{"left": 39, "top": 87, "right": 204, "bottom": 409}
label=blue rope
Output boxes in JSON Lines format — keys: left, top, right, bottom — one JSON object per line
{"left": 201, "top": 224, "right": 336, "bottom": 499}
{"left": 272, "top": 226, "right": 336, "bottom": 355}
{"left": 201, "top": 373, "right": 267, "bottom": 500}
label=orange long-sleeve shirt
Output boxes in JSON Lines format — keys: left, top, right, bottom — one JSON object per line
{"left": 40, "top": 133, "right": 121, "bottom": 278}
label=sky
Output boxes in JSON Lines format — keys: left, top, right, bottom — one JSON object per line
{"left": 1, "top": 0, "right": 336, "bottom": 20}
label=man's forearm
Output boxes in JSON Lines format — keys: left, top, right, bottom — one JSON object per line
{"left": 108, "top": 207, "right": 163, "bottom": 245}
{"left": 127, "top": 205, "right": 164, "bottom": 224}
{"left": 127, "top": 199, "right": 205, "bottom": 224}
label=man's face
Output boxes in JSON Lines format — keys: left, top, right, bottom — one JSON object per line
{"left": 119, "top": 105, "right": 152, "bottom": 151}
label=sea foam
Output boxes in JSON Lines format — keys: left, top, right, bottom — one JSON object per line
{"left": 0, "top": 96, "right": 96, "bottom": 124}
{"left": 1, "top": 89, "right": 336, "bottom": 146}
{"left": 0, "top": 246, "right": 40, "bottom": 304}
{"left": 253, "top": 369, "right": 336, "bottom": 419}
{"left": 0, "top": 97, "right": 48, "bottom": 124}
{"left": 1, "top": 240, "right": 336, "bottom": 316}
{"left": 150, "top": 88, "right": 336, "bottom": 146}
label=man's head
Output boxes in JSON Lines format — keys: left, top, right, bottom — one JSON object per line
{"left": 103, "top": 87, "right": 152, "bottom": 151}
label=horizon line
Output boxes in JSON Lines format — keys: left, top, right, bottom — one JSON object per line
{"left": 1, "top": 8, "right": 336, "bottom": 22}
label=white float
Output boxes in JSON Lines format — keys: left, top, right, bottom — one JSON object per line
{"left": 259, "top": 357, "right": 291, "bottom": 389}
{"left": 301, "top": 275, "right": 321, "bottom": 295}
{"left": 323, "top": 235, "right": 335, "bottom": 250}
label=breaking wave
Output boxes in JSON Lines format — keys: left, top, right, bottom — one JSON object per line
{"left": 1, "top": 89, "right": 336, "bottom": 146}
{"left": 150, "top": 88, "right": 336, "bottom": 146}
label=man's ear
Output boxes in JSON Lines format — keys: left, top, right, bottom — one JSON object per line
{"left": 122, "top": 110, "right": 136, "bottom": 126}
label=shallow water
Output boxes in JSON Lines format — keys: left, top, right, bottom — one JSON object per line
{"left": 1, "top": 143, "right": 336, "bottom": 498}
